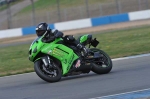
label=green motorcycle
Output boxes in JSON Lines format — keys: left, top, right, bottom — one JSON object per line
{"left": 28, "top": 33, "right": 112, "bottom": 82}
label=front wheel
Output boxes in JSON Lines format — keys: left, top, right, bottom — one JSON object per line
{"left": 34, "top": 59, "right": 62, "bottom": 83}
{"left": 90, "top": 48, "right": 112, "bottom": 74}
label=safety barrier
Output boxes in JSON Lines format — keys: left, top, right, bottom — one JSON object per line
{"left": 0, "top": 9, "right": 150, "bottom": 39}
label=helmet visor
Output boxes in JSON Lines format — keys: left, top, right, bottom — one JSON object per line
{"left": 36, "top": 30, "right": 45, "bottom": 37}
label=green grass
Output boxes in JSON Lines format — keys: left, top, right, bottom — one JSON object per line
{"left": 0, "top": 25, "right": 150, "bottom": 77}
{"left": 0, "top": 44, "right": 33, "bottom": 77}
{"left": 93, "top": 26, "right": 150, "bottom": 58}
{"left": 16, "top": 0, "right": 113, "bottom": 15}
{"left": 0, "top": 0, "right": 24, "bottom": 11}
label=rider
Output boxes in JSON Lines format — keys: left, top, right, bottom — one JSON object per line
{"left": 35, "top": 22, "right": 88, "bottom": 57}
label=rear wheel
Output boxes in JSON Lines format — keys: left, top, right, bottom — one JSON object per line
{"left": 34, "top": 59, "right": 61, "bottom": 83}
{"left": 90, "top": 48, "right": 112, "bottom": 74}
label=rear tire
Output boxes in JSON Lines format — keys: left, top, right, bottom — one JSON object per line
{"left": 34, "top": 59, "right": 61, "bottom": 83}
{"left": 90, "top": 48, "right": 112, "bottom": 74}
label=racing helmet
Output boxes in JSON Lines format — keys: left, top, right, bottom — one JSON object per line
{"left": 35, "top": 22, "right": 50, "bottom": 37}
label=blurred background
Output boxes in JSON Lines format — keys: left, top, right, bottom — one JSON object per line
{"left": 0, "top": 0, "right": 150, "bottom": 77}
{"left": 0, "top": 0, "right": 150, "bottom": 30}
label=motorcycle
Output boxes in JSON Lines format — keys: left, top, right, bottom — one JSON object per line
{"left": 28, "top": 33, "right": 112, "bottom": 82}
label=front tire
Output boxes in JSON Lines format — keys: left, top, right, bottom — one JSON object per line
{"left": 90, "top": 48, "right": 112, "bottom": 74}
{"left": 34, "top": 59, "right": 62, "bottom": 83}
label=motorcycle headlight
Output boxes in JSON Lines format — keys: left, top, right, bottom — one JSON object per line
{"left": 29, "top": 49, "right": 32, "bottom": 55}
{"left": 33, "top": 46, "right": 37, "bottom": 53}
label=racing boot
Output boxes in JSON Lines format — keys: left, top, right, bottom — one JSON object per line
{"left": 77, "top": 43, "right": 88, "bottom": 58}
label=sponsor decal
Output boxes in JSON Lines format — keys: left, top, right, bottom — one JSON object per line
{"left": 52, "top": 48, "right": 64, "bottom": 57}
{"left": 75, "top": 60, "right": 81, "bottom": 68}
{"left": 47, "top": 50, "right": 52, "bottom": 54}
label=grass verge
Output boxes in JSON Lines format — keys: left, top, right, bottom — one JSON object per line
{"left": 0, "top": 25, "right": 150, "bottom": 77}
{"left": 0, "top": 0, "right": 24, "bottom": 11}
{"left": 16, "top": 0, "right": 112, "bottom": 15}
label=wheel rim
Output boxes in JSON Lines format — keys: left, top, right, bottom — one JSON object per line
{"left": 90, "top": 49, "right": 111, "bottom": 68}
{"left": 39, "top": 62, "right": 59, "bottom": 78}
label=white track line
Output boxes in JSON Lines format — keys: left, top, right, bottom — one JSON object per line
{"left": 90, "top": 53, "right": 150, "bottom": 99}
{"left": 90, "top": 88, "right": 150, "bottom": 99}
{"left": 112, "top": 53, "right": 150, "bottom": 61}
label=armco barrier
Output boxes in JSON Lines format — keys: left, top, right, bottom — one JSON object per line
{"left": 22, "top": 24, "right": 55, "bottom": 36}
{"left": 91, "top": 16, "right": 110, "bottom": 26}
{"left": 0, "top": 28, "right": 22, "bottom": 39}
{"left": 0, "top": 9, "right": 150, "bottom": 39}
{"left": 109, "top": 13, "right": 129, "bottom": 23}
{"left": 54, "top": 18, "right": 92, "bottom": 31}
{"left": 129, "top": 10, "right": 150, "bottom": 21}
{"left": 22, "top": 26, "right": 36, "bottom": 36}
{"left": 91, "top": 13, "right": 129, "bottom": 27}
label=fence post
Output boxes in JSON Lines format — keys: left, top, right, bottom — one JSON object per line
{"left": 79, "top": 6, "right": 83, "bottom": 19}
{"left": 138, "top": 0, "right": 142, "bottom": 10}
{"left": 85, "top": 0, "right": 89, "bottom": 17}
{"left": 31, "top": 0, "right": 35, "bottom": 25}
{"left": 56, "top": 0, "right": 61, "bottom": 21}
{"left": 46, "top": 12, "right": 50, "bottom": 23}
{"left": 145, "top": 0, "right": 149, "bottom": 9}
{"left": 116, "top": 0, "right": 121, "bottom": 14}
{"left": 6, "top": 1, "right": 11, "bottom": 29}
{"left": 99, "top": 4, "right": 103, "bottom": 16}
{"left": 63, "top": 9, "right": 67, "bottom": 21}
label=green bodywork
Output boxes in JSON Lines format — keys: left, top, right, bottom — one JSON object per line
{"left": 79, "top": 34, "right": 89, "bottom": 44}
{"left": 29, "top": 37, "right": 79, "bottom": 75}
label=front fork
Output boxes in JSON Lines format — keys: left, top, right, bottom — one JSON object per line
{"left": 41, "top": 56, "right": 53, "bottom": 68}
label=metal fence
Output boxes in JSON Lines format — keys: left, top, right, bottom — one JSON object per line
{"left": 0, "top": 0, "right": 150, "bottom": 30}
